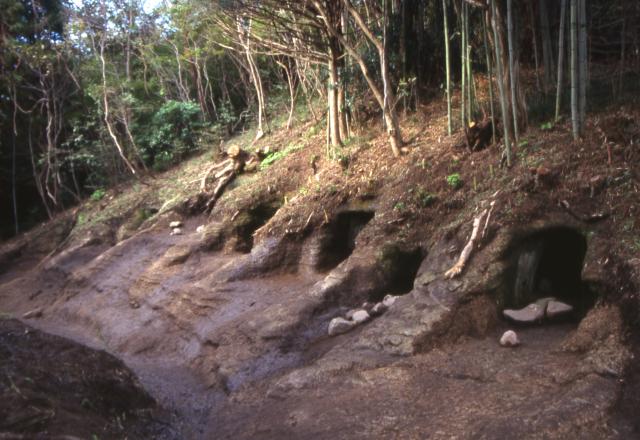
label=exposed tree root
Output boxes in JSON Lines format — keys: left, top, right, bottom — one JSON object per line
{"left": 445, "top": 193, "right": 499, "bottom": 279}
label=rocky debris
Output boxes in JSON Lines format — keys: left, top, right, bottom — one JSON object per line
{"left": 370, "top": 302, "right": 388, "bottom": 317}
{"left": 328, "top": 317, "right": 357, "bottom": 336}
{"left": 361, "top": 301, "right": 374, "bottom": 313}
{"left": 169, "top": 220, "right": 183, "bottom": 228}
{"left": 170, "top": 227, "right": 183, "bottom": 236}
{"left": 383, "top": 294, "right": 398, "bottom": 308}
{"left": 196, "top": 225, "right": 205, "bottom": 233}
{"left": 546, "top": 300, "right": 573, "bottom": 319}
{"left": 504, "top": 297, "right": 574, "bottom": 323}
{"left": 500, "top": 330, "right": 520, "bottom": 347}
{"left": 351, "top": 310, "right": 370, "bottom": 324}
{"left": 22, "top": 308, "right": 43, "bottom": 319}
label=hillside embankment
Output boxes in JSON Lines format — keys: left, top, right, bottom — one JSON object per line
{"left": 1, "top": 102, "right": 639, "bottom": 439}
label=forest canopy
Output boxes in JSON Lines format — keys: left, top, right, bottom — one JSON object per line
{"left": 1, "top": 0, "right": 638, "bottom": 239}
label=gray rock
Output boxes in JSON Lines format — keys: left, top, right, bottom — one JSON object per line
{"left": 170, "top": 227, "right": 183, "bottom": 236}
{"left": 500, "top": 330, "right": 520, "bottom": 347}
{"left": 370, "top": 302, "right": 388, "bottom": 317}
{"left": 351, "top": 310, "right": 370, "bottom": 324}
{"left": 383, "top": 294, "right": 398, "bottom": 308}
{"left": 328, "top": 317, "right": 357, "bottom": 336}
{"left": 345, "top": 309, "right": 357, "bottom": 320}
{"left": 196, "top": 225, "right": 205, "bottom": 233}
{"left": 503, "top": 303, "right": 545, "bottom": 323}
{"left": 546, "top": 300, "right": 573, "bottom": 318}
{"left": 169, "top": 220, "right": 182, "bottom": 228}
{"left": 361, "top": 301, "right": 374, "bottom": 313}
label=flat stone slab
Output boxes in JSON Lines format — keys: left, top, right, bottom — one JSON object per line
{"left": 546, "top": 300, "right": 573, "bottom": 318}
{"left": 503, "top": 303, "right": 545, "bottom": 323}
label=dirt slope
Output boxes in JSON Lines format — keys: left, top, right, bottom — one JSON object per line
{"left": 0, "top": 101, "right": 639, "bottom": 439}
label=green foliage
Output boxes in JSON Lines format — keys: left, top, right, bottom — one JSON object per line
{"left": 138, "top": 100, "right": 207, "bottom": 171}
{"left": 414, "top": 188, "right": 436, "bottom": 208}
{"left": 259, "top": 143, "right": 304, "bottom": 170}
{"left": 446, "top": 173, "right": 463, "bottom": 189}
{"left": 90, "top": 188, "right": 106, "bottom": 201}
{"left": 540, "top": 121, "right": 555, "bottom": 130}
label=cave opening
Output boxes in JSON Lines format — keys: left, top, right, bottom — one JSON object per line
{"left": 503, "top": 227, "right": 596, "bottom": 318}
{"left": 314, "top": 210, "right": 375, "bottom": 272}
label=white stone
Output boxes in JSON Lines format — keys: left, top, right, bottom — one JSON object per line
{"left": 383, "top": 295, "right": 398, "bottom": 308}
{"left": 170, "top": 227, "right": 183, "bottom": 236}
{"left": 196, "top": 225, "right": 205, "bottom": 233}
{"left": 351, "top": 310, "right": 370, "bottom": 324}
{"left": 503, "top": 303, "right": 545, "bottom": 323}
{"left": 546, "top": 300, "right": 573, "bottom": 318}
{"left": 370, "top": 302, "right": 388, "bottom": 317}
{"left": 500, "top": 330, "right": 520, "bottom": 347}
{"left": 328, "top": 317, "right": 356, "bottom": 336}
{"left": 169, "top": 220, "right": 182, "bottom": 228}
{"left": 345, "top": 309, "right": 357, "bottom": 320}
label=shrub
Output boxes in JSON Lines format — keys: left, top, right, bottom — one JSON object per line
{"left": 446, "top": 173, "right": 462, "bottom": 189}
{"left": 138, "top": 100, "right": 207, "bottom": 170}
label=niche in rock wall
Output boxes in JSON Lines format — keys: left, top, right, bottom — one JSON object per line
{"left": 314, "top": 210, "right": 375, "bottom": 272}
{"left": 503, "top": 227, "right": 596, "bottom": 316}
{"left": 370, "top": 244, "right": 424, "bottom": 301}
{"left": 234, "top": 203, "right": 282, "bottom": 253}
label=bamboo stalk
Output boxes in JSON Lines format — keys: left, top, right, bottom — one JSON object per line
{"left": 507, "top": 0, "right": 519, "bottom": 142}
{"left": 443, "top": 0, "right": 452, "bottom": 135}
{"left": 555, "top": 0, "right": 567, "bottom": 121}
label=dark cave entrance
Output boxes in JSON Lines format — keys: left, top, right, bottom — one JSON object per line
{"left": 370, "top": 245, "right": 425, "bottom": 301}
{"left": 503, "top": 227, "right": 596, "bottom": 316}
{"left": 314, "top": 210, "right": 375, "bottom": 272}
{"left": 235, "top": 203, "right": 281, "bottom": 253}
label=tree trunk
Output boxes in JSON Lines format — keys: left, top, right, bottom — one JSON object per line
{"left": 539, "top": 0, "right": 555, "bottom": 89}
{"left": 555, "top": 0, "right": 567, "bottom": 121}
{"left": 328, "top": 45, "right": 342, "bottom": 150}
{"left": 570, "top": 0, "right": 579, "bottom": 139}
{"left": 482, "top": 12, "right": 496, "bottom": 145}
{"left": 507, "top": 0, "right": 519, "bottom": 142}
{"left": 528, "top": 0, "right": 542, "bottom": 91}
{"left": 491, "top": 0, "right": 512, "bottom": 166}
{"left": 461, "top": 0, "right": 467, "bottom": 129}
{"left": 578, "top": 0, "right": 587, "bottom": 132}
{"left": 337, "top": 0, "right": 403, "bottom": 156}
{"left": 443, "top": 0, "right": 452, "bottom": 135}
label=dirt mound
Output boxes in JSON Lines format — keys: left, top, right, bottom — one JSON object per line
{"left": 0, "top": 319, "right": 173, "bottom": 439}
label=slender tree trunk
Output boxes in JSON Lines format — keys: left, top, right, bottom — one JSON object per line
{"left": 328, "top": 46, "right": 342, "bottom": 150}
{"left": 338, "top": 0, "right": 402, "bottom": 156}
{"left": 578, "top": 0, "right": 587, "bottom": 131}
{"left": 443, "top": 0, "right": 452, "bottom": 135}
{"left": 465, "top": 2, "right": 473, "bottom": 122}
{"left": 528, "top": 0, "right": 542, "bottom": 91}
{"left": 555, "top": 0, "right": 567, "bottom": 121}
{"left": 618, "top": 15, "right": 626, "bottom": 96}
{"left": 540, "top": 0, "right": 555, "bottom": 89}
{"left": 507, "top": 0, "right": 519, "bottom": 142}
{"left": 338, "top": 9, "right": 349, "bottom": 139}
{"left": 11, "top": 118, "right": 18, "bottom": 234}
{"left": 483, "top": 13, "right": 496, "bottom": 145}
{"left": 491, "top": 0, "right": 512, "bottom": 166}
{"left": 461, "top": 0, "right": 467, "bottom": 129}
{"left": 570, "top": 0, "right": 579, "bottom": 139}
{"left": 99, "top": 36, "right": 137, "bottom": 175}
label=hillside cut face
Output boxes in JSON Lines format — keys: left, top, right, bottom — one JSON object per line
{"left": 0, "top": 208, "right": 636, "bottom": 439}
